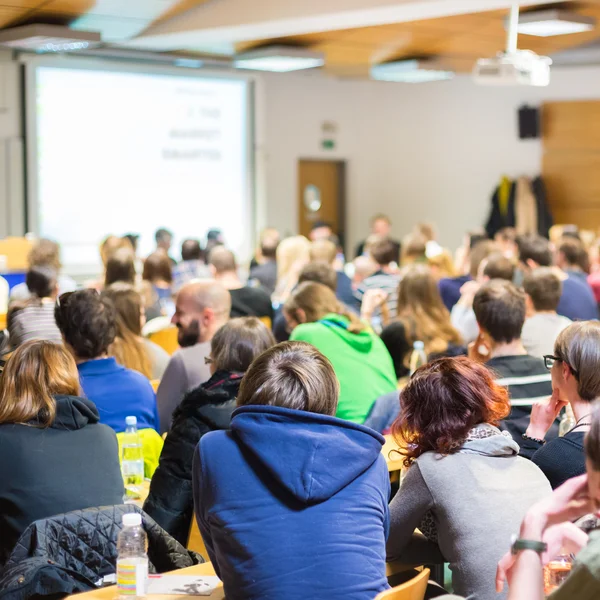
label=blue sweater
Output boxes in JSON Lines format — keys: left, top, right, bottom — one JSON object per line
{"left": 557, "top": 273, "right": 599, "bottom": 322}
{"left": 78, "top": 358, "right": 159, "bottom": 434}
{"left": 193, "top": 405, "right": 390, "bottom": 600}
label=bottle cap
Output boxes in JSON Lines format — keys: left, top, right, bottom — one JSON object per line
{"left": 125, "top": 416, "right": 137, "bottom": 427}
{"left": 122, "top": 513, "right": 142, "bottom": 527}
{"left": 413, "top": 341, "right": 425, "bottom": 350}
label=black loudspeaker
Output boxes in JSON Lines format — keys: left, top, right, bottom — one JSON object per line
{"left": 518, "top": 105, "right": 540, "bottom": 139}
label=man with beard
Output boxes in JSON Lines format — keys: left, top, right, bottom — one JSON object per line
{"left": 156, "top": 280, "right": 230, "bottom": 433}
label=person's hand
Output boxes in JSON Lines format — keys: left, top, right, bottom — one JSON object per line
{"left": 458, "top": 280, "right": 480, "bottom": 306}
{"left": 495, "top": 522, "right": 588, "bottom": 592}
{"left": 525, "top": 389, "right": 569, "bottom": 441}
{"left": 361, "top": 289, "right": 388, "bottom": 320}
{"left": 468, "top": 332, "right": 490, "bottom": 363}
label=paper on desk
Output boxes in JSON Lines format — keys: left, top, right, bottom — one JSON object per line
{"left": 147, "top": 575, "right": 220, "bottom": 596}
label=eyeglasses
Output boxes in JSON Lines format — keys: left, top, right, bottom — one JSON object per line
{"left": 204, "top": 356, "right": 213, "bottom": 365}
{"left": 543, "top": 354, "right": 579, "bottom": 379}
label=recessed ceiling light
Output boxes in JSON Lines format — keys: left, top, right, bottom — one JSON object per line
{"left": 371, "top": 59, "right": 454, "bottom": 83}
{"left": 0, "top": 24, "right": 101, "bottom": 51}
{"left": 514, "top": 9, "right": 595, "bottom": 37}
{"left": 234, "top": 46, "right": 324, "bottom": 72}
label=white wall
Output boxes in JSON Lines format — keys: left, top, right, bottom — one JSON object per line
{"left": 261, "top": 65, "right": 600, "bottom": 253}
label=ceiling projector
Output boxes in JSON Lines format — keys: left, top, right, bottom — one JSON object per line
{"left": 474, "top": 49, "right": 552, "bottom": 86}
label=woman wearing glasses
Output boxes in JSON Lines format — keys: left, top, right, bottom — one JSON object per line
{"left": 519, "top": 321, "right": 600, "bottom": 489}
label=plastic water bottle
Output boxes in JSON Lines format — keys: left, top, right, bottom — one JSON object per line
{"left": 117, "top": 513, "right": 148, "bottom": 599}
{"left": 409, "top": 341, "right": 427, "bottom": 375}
{"left": 122, "top": 416, "right": 144, "bottom": 499}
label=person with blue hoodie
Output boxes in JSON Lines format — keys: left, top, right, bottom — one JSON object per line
{"left": 192, "top": 341, "right": 390, "bottom": 600}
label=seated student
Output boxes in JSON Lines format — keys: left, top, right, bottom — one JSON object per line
{"left": 157, "top": 280, "right": 231, "bottom": 433}
{"left": 143, "top": 250, "right": 174, "bottom": 319}
{"left": 439, "top": 234, "right": 490, "bottom": 311}
{"left": 355, "top": 213, "right": 401, "bottom": 262}
{"left": 155, "top": 227, "right": 177, "bottom": 265}
{"left": 379, "top": 265, "right": 464, "bottom": 379}
{"left": 272, "top": 235, "right": 311, "bottom": 306}
{"left": 496, "top": 418, "right": 600, "bottom": 599}
{"left": 9, "top": 239, "right": 76, "bottom": 303}
{"left": 471, "top": 280, "right": 554, "bottom": 442}
{"left": 310, "top": 239, "right": 358, "bottom": 311}
{"left": 284, "top": 282, "right": 396, "bottom": 423}
{"left": 519, "top": 322, "right": 600, "bottom": 489}
{"left": 144, "top": 318, "right": 275, "bottom": 544}
{"left": 249, "top": 229, "right": 279, "bottom": 295}
{"left": 556, "top": 236, "right": 591, "bottom": 285}
{"left": 208, "top": 246, "right": 273, "bottom": 321}
{"left": 86, "top": 235, "right": 134, "bottom": 292}
{"left": 522, "top": 268, "right": 572, "bottom": 359}
{"left": 354, "top": 238, "right": 402, "bottom": 320}
{"left": 451, "top": 251, "right": 515, "bottom": 344}
{"left": 0, "top": 341, "right": 124, "bottom": 565}
{"left": 173, "top": 239, "right": 210, "bottom": 293}
{"left": 193, "top": 341, "right": 390, "bottom": 600}
{"left": 517, "top": 235, "right": 598, "bottom": 321}
{"left": 102, "top": 283, "right": 170, "bottom": 380}
{"left": 399, "top": 232, "right": 428, "bottom": 267}
{"left": 55, "top": 289, "right": 159, "bottom": 434}
{"left": 104, "top": 246, "right": 137, "bottom": 288}
{"left": 7, "top": 266, "right": 62, "bottom": 348}
{"left": 388, "top": 357, "right": 551, "bottom": 600}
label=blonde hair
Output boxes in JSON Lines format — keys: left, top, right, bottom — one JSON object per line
{"left": 102, "top": 284, "right": 152, "bottom": 379}
{"left": 396, "top": 265, "right": 463, "bottom": 362}
{"left": 428, "top": 249, "right": 457, "bottom": 278}
{"left": 0, "top": 340, "right": 81, "bottom": 427}
{"left": 285, "top": 282, "right": 366, "bottom": 334}
{"left": 100, "top": 235, "right": 133, "bottom": 268}
{"left": 273, "top": 236, "right": 311, "bottom": 303}
{"left": 309, "top": 239, "right": 337, "bottom": 265}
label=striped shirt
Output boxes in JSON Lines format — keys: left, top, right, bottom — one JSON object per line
{"left": 8, "top": 301, "right": 62, "bottom": 349}
{"left": 486, "top": 355, "right": 557, "bottom": 442}
{"left": 355, "top": 271, "right": 402, "bottom": 319}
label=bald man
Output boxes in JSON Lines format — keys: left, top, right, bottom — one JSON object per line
{"left": 156, "top": 280, "right": 231, "bottom": 432}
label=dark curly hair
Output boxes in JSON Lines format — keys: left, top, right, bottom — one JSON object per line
{"left": 392, "top": 357, "right": 510, "bottom": 467}
{"left": 54, "top": 290, "right": 117, "bottom": 360}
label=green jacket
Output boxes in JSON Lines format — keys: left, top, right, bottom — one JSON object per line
{"left": 290, "top": 313, "right": 397, "bottom": 423}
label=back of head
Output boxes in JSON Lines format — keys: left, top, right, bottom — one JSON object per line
{"left": 309, "top": 239, "right": 337, "bottom": 265}
{"left": 155, "top": 228, "right": 172, "bottom": 245}
{"left": 209, "top": 246, "right": 237, "bottom": 274}
{"left": 397, "top": 265, "right": 446, "bottom": 316}
{"left": 28, "top": 239, "right": 61, "bottom": 270}
{"left": 523, "top": 268, "right": 562, "bottom": 312}
{"left": 285, "top": 281, "right": 342, "bottom": 324}
{"left": 55, "top": 290, "right": 117, "bottom": 360}
{"left": 259, "top": 228, "right": 280, "bottom": 260}
{"left": 401, "top": 233, "right": 427, "bottom": 265}
{"left": 123, "top": 234, "right": 139, "bottom": 252}
{"left": 555, "top": 321, "right": 600, "bottom": 402}
{"left": 558, "top": 237, "right": 590, "bottom": 273}
{"left": 370, "top": 238, "right": 397, "bottom": 266}
{"left": 102, "top": 283, "right": 144, "bottom": 336}
{"left": 143, "top": 251, "right": 173, "bottom": 284}
{"left": 392, "top": 357, "right": 510, "bottom": 466}
{"left": 353, "top": 255, "right": 378, "bottom": 280}
{"left": 0, "top": 340, "right": 80, "bottom": 427}
{"left": 482, "top": 253, "right": 515, "bottom": 282}
{"left": 276, "top": 236, "right": 311, "bottom": 281}
{"left": 104, "top": 247, "right": 136, "bottom": 287}
{"left": 473, "top": 280, "right": 526, "bottom": 344}
{"left": 100, "top": 235, "right": 133, "bottom": 268}
{"left": 298, "top": 262, "right": 337, "bottom": 292}
{"left": 211, "top": 317, "right": 275, "bottom": 372}
{"left": 181, "top": 239, "right": 203, "bottom": 262}
{"left": 469, "top": 240, "right": 497, "bottom": 278}
{"left": 237, "top": 341, "right": 339, "bottom": 416}
{"left": 179, "top": 279, "right": 232, "bottom": 316}
{"left": 26, "top": 266, "right": 57, "bottom": 299}
{"left": 415, "top": 223, "right": 436, "bottom": 242}
{"left": 517, "top": 235, "right": 553, "bottom": 267}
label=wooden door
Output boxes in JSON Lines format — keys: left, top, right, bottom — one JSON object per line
{"left": 542, "top": 101, "right": 600, "bottom": 229}
{"left": 297, "top": 160, "right": 345, "bottom": 242}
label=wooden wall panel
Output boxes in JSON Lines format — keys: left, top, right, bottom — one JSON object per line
{"left": 542, "top": 101, "right": 600, "bottom": 232}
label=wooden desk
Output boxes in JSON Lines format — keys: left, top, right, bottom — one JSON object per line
{"left": 69, "top": 562, "right": 224, "bottom": 599}
{"left": 382, "top": 434, "right": 404, "bottom": 473}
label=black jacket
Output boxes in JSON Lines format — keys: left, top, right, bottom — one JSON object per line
{"left": 0, "top": 395, "right": 124, "bottom": 565}
{"left": 144, "top": 371, "right": 242, "bottom": 544}
{"left": 485, "top": 181, "right": 516, "bottom": 238}
{"left": 0, "top": 505, "right": 203, "bottom": 599}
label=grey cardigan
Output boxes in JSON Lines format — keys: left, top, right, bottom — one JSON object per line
{"left": 387, "top": 425, "right": 551, "bottom": 600}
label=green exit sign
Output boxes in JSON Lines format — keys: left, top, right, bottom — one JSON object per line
{"left": 322, "top": 139, "right": 335, "bottom": 150}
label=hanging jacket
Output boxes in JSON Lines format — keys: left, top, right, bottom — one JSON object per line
{"left": 193, "top": 405, "right": 390, "bottom": 600}
{"left": 485, "top": 178, "right": 516, "bottom": 238}
{"left": 0, "top": 395, "right": 124, "bottom": 565}
{"left": 0, "top": 505, "right": 203, "bottom": 599}
{"left": 515, "top": 176, "right": 538, "bottom": 236}
{"left": 290, "top": 313, "right": 397, "bottom": 423}
{"left": 531, "top": 176, "right": 553, "bottom": 238}
{"left": 144, "top": 371, "right": 242, "bottom": 545}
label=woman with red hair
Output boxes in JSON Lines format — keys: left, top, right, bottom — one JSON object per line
{"left": 387, "top": 357, "right": 551, "bottom": 600}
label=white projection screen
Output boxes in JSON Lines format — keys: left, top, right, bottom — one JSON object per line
{"left": 26, "top": 60, "right": 254, "bottom": 273}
